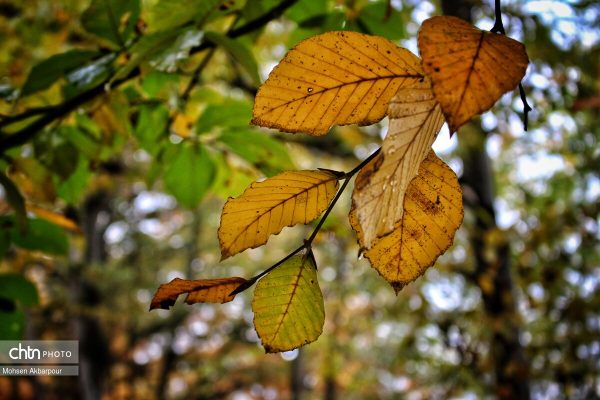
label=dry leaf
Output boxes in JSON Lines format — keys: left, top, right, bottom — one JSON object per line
{"left": 27, "top": 204, "right": 81, "bottom": 234}
{"left": 418, "top": 16, "right": 528, "bottom": 132}
{"left": 252, "top": 31, "right": 424, "bottom": 135}
{"left": 351, "top": 151, "right": 463, "bottom": 292}
{"left": 219, "top": 170, "right": 341, "bottom": 259}
{"left": 150, "top": 277, "right": 247, "bottom": 310}
{"left": 252, "top": 254, "right": 324, "bottom": 353}
{"left": 353, "top": 76, "right": 445, "bottom": 247}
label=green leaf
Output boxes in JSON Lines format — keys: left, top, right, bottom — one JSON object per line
{"left": 134, "top": 104, "right": 169, "bottom": 155}
{"left": 211, "top": 152, "right": 256, "bottom": 198}
{"left": 114, "top": 27, "right": 202, "bottom": 80}
{"left": 285, "top": 0, "right": 328, "bottom": 24}
{"left": 0, "top": 229, "right": 10, "bottom": 260}
{"left": 204, "top": 31, "right": 261, "bottom": 86}
{"left": 147, "top": 0, "right": 223, "bottom": 33}
{"left": 358, "top": 2, "right": 406, "bottom": 40}
{"left": 252, "top": 253, "right": 325, "bottom": 353}
{"left": 56, "top": 159, "right": 90, "bottom": 204}
{"left": 63, "top": 54, "right": 115, "bottom": 98}
{"left": 66, "top": 125, "right": 101, "bottom": 160}
{"left": 196, "top": 99, "right": 252, "bottom": 133}
{"left": 7, "top": 217, "right": 69, "bottom": 256}
{"left": 141, "top": 71, "right": 180, "bottom": 97}
{"left": 81, "top": 0, "right": 140, "bottom": 47}
{"left": 21, "top": 50, "right": 99, "bottom": 96}
{"left": 0, "top": 310, "right": 25, "bottom": 340}
{"left": 0, "top": 274, "right": 39, "bottom": 307}
{"left": 0, "top": 172, "right": 26, "bottom": 229}
{"left": 163, "top": 143, "right": 215, "bottom": 208}
{"left": 219, "top": 129, "right": 294, "bottom": 176}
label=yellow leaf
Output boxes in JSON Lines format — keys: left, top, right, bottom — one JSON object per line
{"left": 218, "top": 170, "right": 341, "bottom": 259}
{"left": 150, "top": 277, "right": 247, "bottom": 310}
{"left": 252, "top": 31, "right": 424, "bottom": 135}
{"left": 350, "top": 151, "right": 463, "bottom": 292}
{"left": 353, "top": 77, "right": 445, "bottom": 247}
{"left": 27, "top": 204, "right": 81, "bottom": 234}
{"left": 418, "top": 16, "right": 528, "bottom": 132}
{"left": 252, "top": 253, "right": 324, "bottom": 353}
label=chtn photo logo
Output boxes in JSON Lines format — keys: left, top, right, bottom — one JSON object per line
{"left": 10, "top": 343, "right": 41, "bottom": 360}
{"left": 8, "top": 343, "right": 72, "bottom": 361}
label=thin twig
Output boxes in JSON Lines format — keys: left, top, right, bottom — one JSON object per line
{"left": 230, "top": 147, "right": 381, "bottom": 296}
{"left": 0, "top": 0, "right": 299, "bottom": 154}
{"left": 490, "top": 0, "right": 532, "bottom": 131}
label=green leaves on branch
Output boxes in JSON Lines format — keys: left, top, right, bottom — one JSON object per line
{"left": 21, "top": 50, "right": 99, "bottom": 96}
{"left": 81, "top": 0, "right": 140, "bottom": 48}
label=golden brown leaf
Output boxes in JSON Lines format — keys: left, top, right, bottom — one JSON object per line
{"left": 252, "top": 31, "right": 424, "bottom": 135}
{"left": 353, "top": 76, "right": 445, "bottom": 247}
{"left": 219, "top": 170, "right": 341, "bottom": 259}
{"left": 418, "top": 16, "right": 528, "bottom": 132}
{"left": 150, "top": 277, "right": 247, "bottom": 310}
{"left": 350, "top": 151, "right": 463, "bottom": 292}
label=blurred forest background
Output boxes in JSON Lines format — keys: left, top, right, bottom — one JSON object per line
{"left": 0, "top": 0, "right": 598, "bottom": 399}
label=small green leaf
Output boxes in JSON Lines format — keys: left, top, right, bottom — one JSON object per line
{"left": 0, "top": 172, "right": 26, "bottom": 229}
{"left": 81, "top": 0, "right": 140, "bottom": 47}
{"left": 7, "top": 217, "right": 69, "bottom": 256}
{"left": 0, "top": 274, "right": 39, "bottom": 307}
{"left": 164, "top": 143, "right": 215, "bottom": 208}
{"left": 211, "top": 152, "right": 255, "bottom": 198}
{"left": 358, "top": 2, "right": 406, "bottom": 40}
{"left": 114, "top": 27, "right": 202, "bottom": 80}
{"left": 252, "top": 253, "right": 325, "bottom": 353}
{"left": 147, "top": 0, "right": 223, "bottom": 33}
{"left": 204, "top": 31, "right": 261, "bottom": 86}
{"left": 196, "top": 99, "right": 252, "bottom": 133}
{"left": 134, "top": 104, "right": 169, "bottom": 155}
{"left": 63, "top": 54, "right": 115, "bottom": 98}
{"left": 56, "top": 159, "right": 90, "bottom": 204}
{"left": 0, "top": 310, "right": 25, "bottom": 340}
{"left": 21, "top": 50, "right": 99, "bottom": 96}
{"left": 285, "top": 0, "right": 328, "bottom": 24}
{"left": 219, "top": 129, "right": 294, "bottom": 176}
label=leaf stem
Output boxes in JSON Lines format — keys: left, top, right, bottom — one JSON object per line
{"left": 490, "top": 0, "right": 532, "bottom": 131}
{"left": 230, "top": 147, "right": 381, "bottom": 296}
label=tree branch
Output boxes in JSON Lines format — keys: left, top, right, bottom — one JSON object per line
{"left": 0, "top": 0, "right": 299, "bottom": 154}
{"left": 230, "top": 147, "right": 381, "bottom": 296}
{"left": 490, "top": 0, "right": 532, "bottom": 131}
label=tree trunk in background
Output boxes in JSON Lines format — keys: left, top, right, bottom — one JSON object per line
{"left": 75, "top": 191, "right": 112, "bottom": 400}
{"left": 440, "top": 1, "right": 531, "bottom": 399}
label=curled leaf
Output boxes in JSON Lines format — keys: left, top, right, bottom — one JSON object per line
{"left": 418, "top": 16, "right": 529, "bottom": 132}
{"left": 353, "top": 76, "right": 445, "bottom": 248}
{"left": 351, "top": 151, "right": 463, "bottom": 292}
{"left": 252, "top": 31, "right": 424, "bottom": 135}
{"left": 150, "top": 277, "right": 247, "bottom": 310}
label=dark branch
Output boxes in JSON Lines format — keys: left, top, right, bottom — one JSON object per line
{"left": 490, "top": 0, "right": 505, "bottom": 34}
{"left": 490, "top": 0, "right": 532, "bottom": 131}
{"left": 0, "top": 0, "right": 299, "bottom": 154}
{"left": 518, "top": 83, "right": 532, "bottom": 131}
